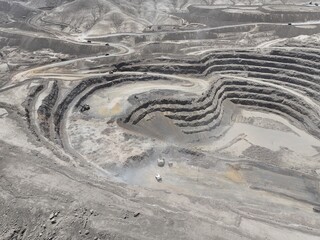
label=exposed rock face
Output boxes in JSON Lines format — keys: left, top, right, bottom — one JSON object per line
{"left": 1, "top": 0, "right": 320, "bottom": 239}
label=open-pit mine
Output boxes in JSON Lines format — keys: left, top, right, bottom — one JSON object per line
{"left": 1, "top": 0, "right": 320, "bottom": 239}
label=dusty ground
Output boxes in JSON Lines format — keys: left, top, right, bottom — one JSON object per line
{"left": 1, "top": 0, "right": 320, "bottom": 239}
